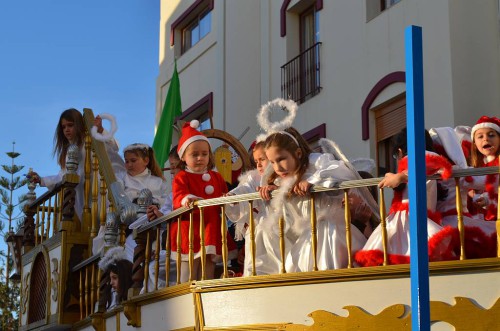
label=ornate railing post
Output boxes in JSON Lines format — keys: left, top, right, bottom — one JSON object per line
{"left": 103, "top": 212, "right": 119, "bottom": 249}
{"left": 61, "top": 144, "right": 80, "bottom": 231}
{"left": 128, "top": 189, "right": 152, "bottom": 297}
{"left": 22, "top": 177, "right": 37, "bottom": 252}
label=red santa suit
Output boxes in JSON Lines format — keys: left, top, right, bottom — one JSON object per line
{"left": 354, "top": 152, "right": 457, "bottom": 267}
{"left": 170, "top": 120, "right": 237, "bottom": 262}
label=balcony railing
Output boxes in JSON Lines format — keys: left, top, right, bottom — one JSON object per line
{"left": 281, "top": 42, "right": 322, "bottom": 104}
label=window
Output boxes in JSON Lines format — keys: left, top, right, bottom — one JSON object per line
{"left": 281, "top": 3, "right": 322, "bottom": 104}
{"left": 182, "top": 8, "right": 211, "bottom": 54}
{"left": 170, "top": 0, "right": 214, "bottom": 56}
{"left": 366, "top": 0, "right": 402, "bottom": 21}
{"left": 372, "top": 93, "right": 406, "bottom": 175}
{"left": 177, "top": 92, "right": 213, "bottom": 130}
{"left": 303, "top": 123, "right": 326, "bottom": 152}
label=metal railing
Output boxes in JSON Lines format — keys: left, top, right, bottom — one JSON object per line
{"left": 281, "top": 42, "right": 322, "bottom": 104}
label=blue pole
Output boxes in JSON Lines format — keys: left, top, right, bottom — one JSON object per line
{"left": 405, "top": 25, "right": 430, "bottom": 330}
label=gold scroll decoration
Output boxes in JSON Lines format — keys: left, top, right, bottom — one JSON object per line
{"left": 280, "top": 297, "right": 499, "bottom": 331}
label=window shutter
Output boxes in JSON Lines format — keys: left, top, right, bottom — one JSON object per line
{"left": 374, "top": 95, "right": 406, "bottom": 142}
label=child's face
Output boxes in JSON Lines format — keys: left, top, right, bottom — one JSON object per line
{"left": 168, "top": 155, "right": 181, "bottom": 179}
{"left": 109, "top": 271, "right": 119, "bottom": 291}
{"left": 474, "top": 128, "right": 500, "bottom": 158}
{"left": 61, "top": 119, "right": 76, "bottom": 142}
{"left": 252, "top": 147, "right": 269, "bottom": 175}
{"left": 181, "top": 140, "right": 210, "bottom": 172}
{"left": 124, "top": 151, "right": 149, "bottom": 177}
{"left": 265, "top": 146, "right": 301, "bottom": 178}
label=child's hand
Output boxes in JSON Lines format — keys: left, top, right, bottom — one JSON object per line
{"left": 182, "top": 196, "right": 200, "bottom": 207}
{"left": 378, "top": 172, "right": 407, "bottom": 188}
{"left": 293, "top": 180, "right": 311, "bottom": 196}
{"left": 147, "top": 205, "right": 163, "bottom": 220}
{"left": 472, "top": 193, "right": 489, "bottom": 209}
{"left": 258, "top": 185, "right": 276, "bottom": 201}
{"left": 94, "top": 115, "right": 104, "bottom": 134}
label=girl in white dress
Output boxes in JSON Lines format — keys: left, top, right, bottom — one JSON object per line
{"left": 92, "top": 135, "right": 168, "bottom": 257}
{"left": 258, "top": 126, "right": 367, "bottom": 272}
{"left": 30, "top": 109, "right": 120, "bottom": 220}
{"left": 225, "top": 141, "right": 278, "bottom": 276}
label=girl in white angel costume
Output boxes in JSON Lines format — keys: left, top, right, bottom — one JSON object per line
{"left": 91, "top": 115, "right": 168, "bottom": 258}
{"left": 256, "top": 99, "right": 368, "bottom": 273}
{"left": 225, "top": 140, "right": 276, "bottom": 276}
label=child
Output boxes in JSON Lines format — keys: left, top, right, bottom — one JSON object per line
{"left": 170, "top": 120, "right": 237, "bottom": 282}
{"left": 258, "top": 127, "right": 368, "bottom": 272}
{"left": 430, "top": 126, "right": 496, "bottom": 258}
{"left": 147, "top": 145, "right": 181, "bottom": 221}
{"left": 29, "top": 109, "right": 111, "bottom": 219}
{"left": 225, "top": 140, "right": 276, "bottom": 276}
{"left": 112, "top": 143, "right": 168, "bottom": 259}
{"left": 354, "top": 129, "right": 456, "bottom": 266}
{"left": 467, "top": 116, "right": 500, "bottom": 223}
{"left": 98, "top": 247, "right": 133, "bottom": 310}
{"left": 92, "top": 120, "right": 168, "bottom": 257}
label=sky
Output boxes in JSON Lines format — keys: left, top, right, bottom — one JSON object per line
{"left": 0, "top": 1, "right": 160, "bottom": 251}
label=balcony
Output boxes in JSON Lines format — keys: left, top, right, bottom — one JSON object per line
{"left": 281, "top": 42, "right": 322, "bottom": 104}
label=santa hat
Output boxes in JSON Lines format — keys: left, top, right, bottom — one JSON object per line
{"left": 177, "top": 120, "right": 210, "bottom": 157}
{"left": 471, "top": 116, "right": 500, "bottom": 140}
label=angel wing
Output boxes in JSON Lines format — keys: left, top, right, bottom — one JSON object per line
{"left": 318, "top": 138, "right": 380, "bottom": 222}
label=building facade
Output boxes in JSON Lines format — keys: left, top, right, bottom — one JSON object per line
{"left": 156, "top": 0, "right": 500, "bottom": 175}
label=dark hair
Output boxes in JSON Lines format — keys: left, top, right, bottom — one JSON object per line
{"left": 108, "top": 259, "right": 133, "bottom": 304}
{"left": 265, "top": 127, "right": 312, "bottom": 190}
{"left": 392, "top": 128, "right": 435, "bottom": 159}
{"left": 169, "top": 145, "right": 180, "bottom": 159}
{"left": 124, "top": 144, "right": 165, "bottom": 180}
{"left": 54, "top": 108, "right": 85, "bottom": 168}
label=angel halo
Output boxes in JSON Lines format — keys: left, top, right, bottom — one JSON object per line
{"left": 91, "top": 113, "right": 118, "bottom": 142}
{"left": 256, "top": 98, "right": 299, "bottom": 145}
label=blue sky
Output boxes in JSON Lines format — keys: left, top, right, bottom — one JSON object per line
{"left": 0, "top": 1, "right": 159, "bottom": 249}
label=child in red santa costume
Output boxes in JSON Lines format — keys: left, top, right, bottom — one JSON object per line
{"left": 430, "top": 125, "right": 497, "bottom": 258}
{"left": 460, "top": 116, "right": 500, "bottom": 257}
{"left": 354, "top": 129, "right": 457, "bottom": 266}
{"left": 170, "top": 120, "right": 236, "bottom": 282}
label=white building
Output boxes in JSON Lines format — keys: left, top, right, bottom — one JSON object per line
{"left": 156, "top": 0, "right": 500, "bottom": 175}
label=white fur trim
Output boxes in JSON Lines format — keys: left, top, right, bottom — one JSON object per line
{"left": 202, "top": 173, "right": 211, "bottom": 181}
{"left": 190, "top": 120, "right": 200, "bottom": 129}
{"left": 98, "top": 246, "right": 127, "bottom": 271}
{"left": 471, "top": 122, "right": 500, "bottom": 140}
{"left": 124, "top": 143, "right": 150, "bottom": 153}
{"left": 178, "top": 135, "right": 210, "bottom": 158}
{"left": 257, "top": 98, "right": 298, "bottom": 135}
{"left": 91, "top": 113, "right": 118, "bottom": 142}
{"left": 205, "top": 185, "right": 214, "bottom": 195}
